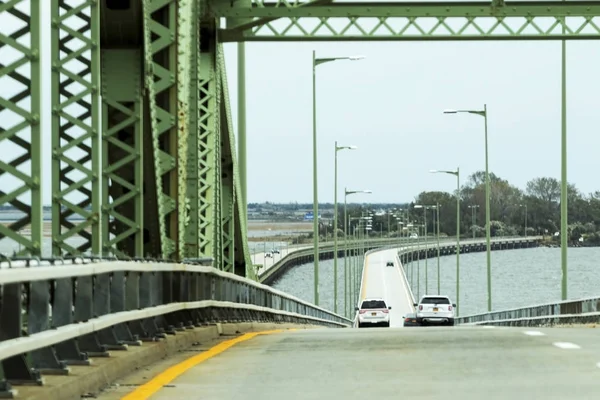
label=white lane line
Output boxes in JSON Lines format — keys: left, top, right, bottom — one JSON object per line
{"left": 523, "top": 331, "right": 545, "bottom": 336}
{"left": 596, "top": 362, "right": 600, "bottom": 369}
{"left": 481, "top": 326, "right": 495, "bottom": 329}
{"left": 381, "top": 257, "right": 389, "bottom": 303}
{"left": 553, "top": 342, "right": 581, "bottom": 350}
{"left": 393, "top": 255, "right": 415, "bottom": 312}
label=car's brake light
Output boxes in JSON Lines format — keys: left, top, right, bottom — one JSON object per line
{"left": 359, "top": 310, "right": 366, "bottom": 314}
{"left": 404, "top": 318, "right": 409, "bottom": 322}
{"left": 448, "top": 306, "right": 452, "bottom": 311}
{"left": 382, "top": 309, "right": 389, "bottom": 313}
{"left": 418, "top": 305, "right": 423, "bottom": 311}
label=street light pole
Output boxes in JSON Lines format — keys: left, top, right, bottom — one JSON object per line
{"left": 435, "top": 204, "right": 440, "bottom": 295}
{"left": 344, "top": 189, "right": 371, "bottom": 317}
{"left": 334, "top": 144, "right": 357, "bottom": 314}
{"left": 312, "top": 52, "right": 364, "bottom": 306}
{"left": 444, "top": 105, "right": 491, "bottom": 311}
{"left": 414, "top": 204, "right": 436, "bottom": 295}
{"left": 561, "top": 21, "right": 568, "bottom": 301}
{"left": 468, "top": 204, "right": 479, "bottom": 239}
{"left": 519, "top": 204, "right": 528, "bottom": 237}
{"left": 430, "top": 168, "right": 461, "bottom": 315}
{"left": 312, "top": 51, "right": 318, "bottom": 306}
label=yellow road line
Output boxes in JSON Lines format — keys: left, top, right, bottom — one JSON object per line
{"left": 360, "top": 255, "right": 369, "bottom": 301}
{"left": 121, "top": 329, "right": 285, "bottom": 400}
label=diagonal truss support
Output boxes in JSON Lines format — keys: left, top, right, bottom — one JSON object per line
{"left": 211, "top": 1, "right": 600, "bottom": 41}
{"left": 226, "top": 0, "right": 334, "bottom": 32}
{"left": 0, "top": 0, "right": 42, "bottom": 256}
{"left": 142, "top": 0, "right": 179, "bottom": 259}
{"left": 101, "top": 49, "right": 144, "bottom": 258}
{"left": 51, "top": 0, "right": 101, "bottom": 256}
{"left": 195, "top": 19, "right": 220, "bottom": 268}
{"left": 218, "top": 44, "right": 255, "bottom": 278}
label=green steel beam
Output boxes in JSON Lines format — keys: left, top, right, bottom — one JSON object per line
{"left": 142, "top": 0, "right": 179, "bottom": 259}
{"left": 226, "top": 0, "right": 335, "bottom": 32}
{"left": 51, "top": 0, "right": 101, "bottom": 256}
{"left": 100, "top": 49, "right": 144, "bottom": 257}
{"left": 0, "top": 0, "right": 42, "bottom": 256}
{"left": 219, "top": 44, "right": 241, "bottom": 275}
{"left": 212, "top": 1, "right": 600, "bottom": 41}
{"left": 196, "top": 19, "right": 220, "bottom": 267}
{"left": 183, "top": 0, "right": 201, "bottom": 259}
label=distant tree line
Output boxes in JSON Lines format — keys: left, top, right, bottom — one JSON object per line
{"left": 337, "top": 171, "right": 600, "bottom": 246}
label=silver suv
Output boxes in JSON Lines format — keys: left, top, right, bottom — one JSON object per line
{"left": 414, "top": 295, "right": 456, "bottom": 326}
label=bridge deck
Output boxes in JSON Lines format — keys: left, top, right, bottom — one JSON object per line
{"left": 359, "top": 248, "right": 414, "bottom": 326}
{"left": 97, "top": 246, "right": 600, "bottom": 399}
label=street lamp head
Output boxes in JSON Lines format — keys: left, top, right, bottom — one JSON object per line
{"left": 430, "top": 169, "right": 440, "bottom": 173}
{"left": 349, "top": 55, "right": 366, "bottom": 61}
{"left": 337, "top": 144, "right": 358, "bottom": 151}
{"left": 443, "top": 109, "right": 458, "bottom": 114}
{"left": 345, "top": 189, "right": 372, "bottom": 195}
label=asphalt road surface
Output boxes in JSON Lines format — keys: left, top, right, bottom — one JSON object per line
{"left": 105, "top": 246, "right": 600, "bottom": 399}
{"left": 146, "top": 326, "right": 600, "bottom": 400}
{"left": 357, "top": 248, "right": 416, "bottom": 327}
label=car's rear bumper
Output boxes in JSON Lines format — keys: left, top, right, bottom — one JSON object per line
{"left": 416, "top": 316, "right": 454, "bottom": 325}
{"left": 358, "top": 316, "right": 390, "bottom": 326}
{"left": 418, "top": 312, "right": 454, "bottom": 319}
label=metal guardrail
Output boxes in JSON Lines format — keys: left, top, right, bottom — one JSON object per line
{"left": 0, "top": 257, "right": 351, "bottom": 395}
{"left": 457, "top": 296, "right": 600, "bottom": 326}
{"left": 259, "top": 237, "right": 420, "bottom": 284}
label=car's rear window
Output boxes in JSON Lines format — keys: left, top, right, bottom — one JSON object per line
{"left": 421, "top": 297, "right": 450, "bottom": 304}
{"left": 361, "top": 300, "right": 387, "bottom": 309}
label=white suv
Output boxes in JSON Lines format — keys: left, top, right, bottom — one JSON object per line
{"left": 355, "top": 298, "right": 392, "bottom": 328}
{"left": 414, "top": 295, "right": 456, "bottom": 326}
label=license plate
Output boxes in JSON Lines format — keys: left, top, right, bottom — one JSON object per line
{"left": 371, "top": 312, "right": 377, "bottom": 316}
{"left": 433, "top": 307, "right": 439, "bottom": 312}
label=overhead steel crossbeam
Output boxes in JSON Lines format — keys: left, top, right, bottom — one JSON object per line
{"left": 212, "top": 0, "right": 600, "bottom": 41}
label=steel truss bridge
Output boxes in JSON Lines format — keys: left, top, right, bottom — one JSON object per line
{"left": 1, "top": 0, "right": 597, "bottom": 279}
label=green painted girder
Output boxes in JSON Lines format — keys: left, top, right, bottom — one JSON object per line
{"left": 183, "top": 0, "right": 201, "bottom": 260}
{"left": 212, "top": 0, "right": 600, "bottom": 41}
{"left": 196, "top": 22, "right": 219, "bottom": 267}
{"left": 0, "top": 0, "right": 43, "bottom": 256}
{"left": 142, "top": 0, "right": 179, "bottom": 259}
{"left": 101, "top": 49, "right": 144, "bottom": 258}
{"left": 51, "top": 0, "right": 102, "bottom": 256}
{"left": 218, "top": 44, "right": 242, "bottom": 276}
{"left": 178, "top": 0, "right": 196, "bottom": 262}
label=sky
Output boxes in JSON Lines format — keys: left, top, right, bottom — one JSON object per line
{"left": 223, "top": 39, "right": 600, "bottom": 204}
{"left": 2, "top": 2, "right": 600, "bottom": 207}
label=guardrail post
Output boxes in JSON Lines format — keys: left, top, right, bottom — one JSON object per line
{"left": 163, "top": 270, "right": 186, "bottom": 332}
{"left": 74, "top": 275, "right": 109, "bottom": 357}
{"left": 124, "top": 271, "right": 150, "bottom": 341}
{"left": 138, "top": 271, "right": 165, "bottom": 339}
{"left": 52, "top": 276, "right": 90, "bottom": 365}
{"left": 94, "top": 272, "right": 128, "bottom": 350}
{"left": 177, "top": 272, "right": 194, "bottom": 328}
{"left": 28, "top": 273, "right": 69, "bottom": 374}
{"left": 0, "top": 283, "right": 42, "bottom": 386}
{"left": 110, "top": 271, "right": 140, "bottom": 346}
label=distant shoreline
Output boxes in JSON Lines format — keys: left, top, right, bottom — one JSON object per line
{"left": 1, "top": 220, "right": 313, "bottom": 238}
